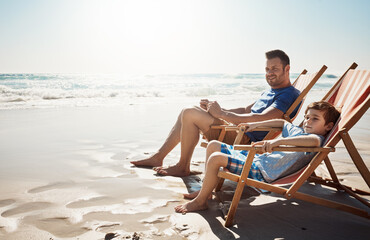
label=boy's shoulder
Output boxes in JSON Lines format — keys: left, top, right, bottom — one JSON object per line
{"left": 283, "top": 121, "right": 304, "bottom": 137}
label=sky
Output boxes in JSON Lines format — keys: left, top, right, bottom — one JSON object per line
{"left": 0, "top": 0, "right": 369, "bottom": 74}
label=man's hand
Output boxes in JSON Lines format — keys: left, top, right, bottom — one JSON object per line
{"left": 200, "top": 99, "right": 209, "bottom": 110}
{"left": 238, "top": 122, "right": 260, "bottom": 132}
{"left": 251, "top": 139, "right": 280, "bottom": 153}
{"left": 207, "top": 101, "right": 223, "bottom": 118}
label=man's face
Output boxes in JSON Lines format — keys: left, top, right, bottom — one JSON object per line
{"left": 265, "top": 57, "right": 288, "bottom": 88}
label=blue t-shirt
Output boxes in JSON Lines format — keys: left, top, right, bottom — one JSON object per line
{"left": 254, "top": 122, "right": 325, "bottom": 182}
{"left": 246, "top": 86, "right": 301, "bottom": 142}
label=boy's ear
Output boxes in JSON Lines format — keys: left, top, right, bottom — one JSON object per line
{"left": 325, "top": 122, "right": 334, "bottom": 131}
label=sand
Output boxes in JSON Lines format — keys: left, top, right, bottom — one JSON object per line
{"left": 0, "top": 98, "right": 369, "bottom": 240}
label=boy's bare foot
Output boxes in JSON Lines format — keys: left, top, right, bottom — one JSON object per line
{"left": 130, "top": 154, "right": 163, "bottom": 167}
{"left": 175, "top": 199, "right": 208, "bottom": 214}
{"left": 153, "top": 164, "right": 191, "bottom": 177}
{"left": 183, "top": 191, "right": 212, "bottom": 200}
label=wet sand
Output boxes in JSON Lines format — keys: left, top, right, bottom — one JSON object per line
{"left": 0, "top": 99, "right": 369, "bottom": 239}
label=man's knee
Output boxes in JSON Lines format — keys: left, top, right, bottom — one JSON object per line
{"left": 181, "top": 107, "right": 198, "bottom": 120}
{"left": 182, "top": 106, "right": 211, "bottom": 124}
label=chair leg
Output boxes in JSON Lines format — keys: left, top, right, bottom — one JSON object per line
{"left": 215, "top": 178, "right": 225, "bottom": 192}
{"left": 218, "top": 128, "right": 226, "bottom": 141}
{"left": 233, "top": 127, "right": 246, "bottom": 145}
{"left": 323, "top": 156, "right": 340, "bottom": 183}
{"left": 339, "top": 130, "right": 370, "bottom": 188}
{"left": 225, "top": 179, "right": 246, "bottom": 227}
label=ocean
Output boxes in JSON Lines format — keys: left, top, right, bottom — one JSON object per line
{"left": 0, "top": 73, "right": 338, "bottom": 109}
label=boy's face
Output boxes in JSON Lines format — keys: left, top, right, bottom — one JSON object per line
{"left": 303, "top": 109, "right": 334, "bottom": 135}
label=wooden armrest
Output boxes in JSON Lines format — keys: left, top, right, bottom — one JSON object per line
{"left": 224, "top": 126, "right": 283, "bottom": 132}
{"left": 211, "top": 125, "right": 283, "bottom": 132}
{"left": 210, "top": 124, "right": 233, "bottom": 130}
{"left": 234, "top": 145, "right": 335, "bottom": 153}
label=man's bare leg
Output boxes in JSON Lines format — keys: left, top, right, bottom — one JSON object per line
{"left": 154, "top": 107, "right": 222, "bottom": 177}
{"left": 130, "top": 109, "right": 183, "bottom": 167}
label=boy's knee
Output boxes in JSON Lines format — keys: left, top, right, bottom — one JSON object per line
{"left": 207, "top": 140, "right": 222, "bottom": 153}
{"left": 208, "top": 152, "right": 225, "bottom": 165}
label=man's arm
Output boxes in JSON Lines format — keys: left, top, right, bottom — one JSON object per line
{"left": 201, "top": 99, "right": 253, "bottom": 114}
{"left": 223, "top": 102, "right": 254, "bottom": 114}
{"left": 208, "top": 101, "right": 284, "bottom": 125}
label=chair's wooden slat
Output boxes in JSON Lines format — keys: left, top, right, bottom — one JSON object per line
{"left": 234, "top": 145, "right": 335, "bottom": 153}
{"left": 323, "top": 156, "right": 340, "bottom": 183}
{"left": 285, "top": 65, "right": 327, "bottom": 122}
{"left": 224, "top": 149, "right": 256, "bottom": 227}
{"left": 339, "top": 130, "right": 370, "bottom": 187}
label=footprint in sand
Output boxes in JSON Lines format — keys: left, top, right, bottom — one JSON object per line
{"left": 66, "top": 196, "right": 114, "bottom": 208}
{"left": 1, "top": 202, "right": 53, "bottom": 217}
{"left": 24, "top": 216, "right": 90, "bottom": 238}
{"left": 0, "top": 199, "right": 16, "bottom": 208}
{"left": 27, "top": 181, "right": 75, "bottom": 194}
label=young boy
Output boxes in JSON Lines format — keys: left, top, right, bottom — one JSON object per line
{"left": 175, "top": 101, "right": 340, "bottom": 213}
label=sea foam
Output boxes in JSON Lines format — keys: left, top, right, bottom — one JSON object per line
{"left": 0, "top": 73, "right": 337, "bottom": 109}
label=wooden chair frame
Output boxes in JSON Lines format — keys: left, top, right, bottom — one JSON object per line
{"left": 215, "top": 63, "right": 370, "bottom": 227}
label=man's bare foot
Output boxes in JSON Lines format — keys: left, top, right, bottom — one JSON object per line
{"left": 153, "top": 164, "right": 190, "bottom": 177}
{"left": 175, "top": 199, "right": 208, "bottom": 214}
{"left": 183, "top": 191, "right": 200, "bottom": 199}
{"left": 183, "top": 191, "right": 212, "bottom": 200}
{"left": 130, "top": 154, "right": 163, "bottom": 168}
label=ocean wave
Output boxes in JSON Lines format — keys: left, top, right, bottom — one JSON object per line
{"left": 0, "top": 73, "right": 337, "bottom": 109}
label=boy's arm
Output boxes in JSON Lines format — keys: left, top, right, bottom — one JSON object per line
{"left": 252, "top": 134, "right": 322, "bottom": 153}
{"left": 239, "top": 119, "right": 286, "bottom": 131}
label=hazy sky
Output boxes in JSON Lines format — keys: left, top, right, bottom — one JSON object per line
{"left": 0, "top": 0, "right": 369, "bottom": 74}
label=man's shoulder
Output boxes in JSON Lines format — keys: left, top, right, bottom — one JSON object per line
{"left": 275, "top": 86, "right": 300, "bottom": 98}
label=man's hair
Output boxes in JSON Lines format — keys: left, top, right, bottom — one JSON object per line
{"left": 305, "top": 101, "right": 341, "bottom": 125}
{"left": 265, "top": 49, "right": 290, "bottom": 68}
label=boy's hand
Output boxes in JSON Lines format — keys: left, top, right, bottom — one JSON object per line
{"left": 251, "top": 139, "right": 280, "bottom": 153}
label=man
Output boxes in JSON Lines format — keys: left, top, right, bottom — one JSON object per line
{"left": 131, "top": 49, "right": 300, "bottom": 177}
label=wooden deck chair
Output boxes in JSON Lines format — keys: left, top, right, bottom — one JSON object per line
{"left": 200, "top": 65, "right": 327, "bottom": 148}
{"left": 215, "top": 63, "right": 370, "bottom": 227}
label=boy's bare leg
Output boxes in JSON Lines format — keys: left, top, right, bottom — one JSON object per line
{"left": 175, "top": 153, "right": 228, "bottom": 213}
{"left": 154, "top": 107, "right": 222, "bottom": 176}
{"left": 183, "top": 140, "right": 223, "bottom": 199}
{"left": 183, "top": 190, "right": 213, "bottom": 200}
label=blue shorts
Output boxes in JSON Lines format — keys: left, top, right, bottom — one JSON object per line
{"left": 221, "top": 143, "right": 265, "bottom": 182}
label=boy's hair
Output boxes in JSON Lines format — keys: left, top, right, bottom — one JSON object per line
{"left": 265, "top": 49, "right": 290, "bottom": 68}
{"left": 305, "top": 101, "right": 341, "bottom": 124}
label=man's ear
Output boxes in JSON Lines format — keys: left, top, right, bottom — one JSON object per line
{"left": 285, "top": 65, "right": 290, "bottom": 72}
{"left": 325, "top": 122, "right": 334, "bottom": 131}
